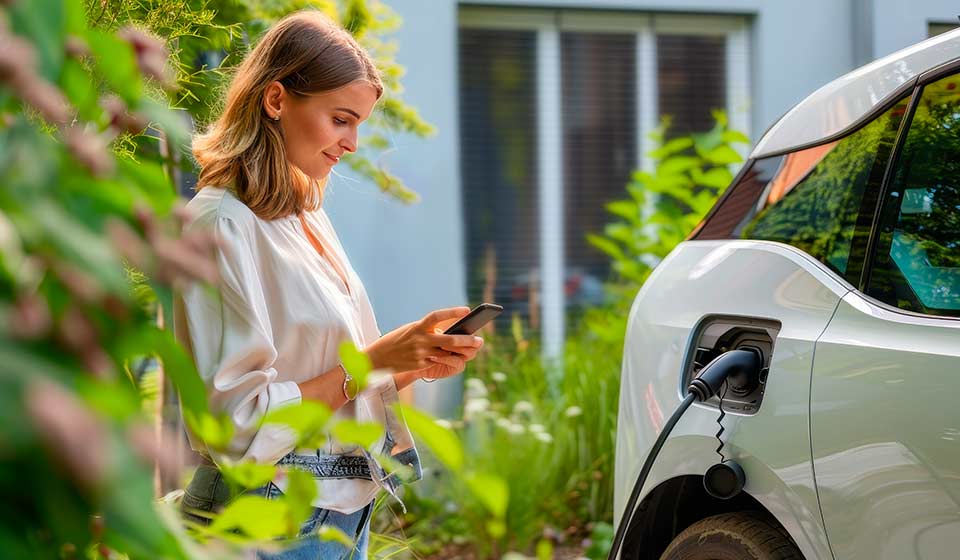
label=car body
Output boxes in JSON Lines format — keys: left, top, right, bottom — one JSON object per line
{"left": 614, "top": 28, "right": 960, "bottom": 560}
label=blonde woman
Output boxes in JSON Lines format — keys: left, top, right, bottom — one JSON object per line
{"left": 172, "top": 11, "right": 483, "bottom": 559}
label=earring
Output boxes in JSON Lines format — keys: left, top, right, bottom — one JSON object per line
{"left": 273, "top": 113, "right": 280, "bottom": 121}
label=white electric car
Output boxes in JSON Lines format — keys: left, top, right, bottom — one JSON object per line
{"left": 613, "top": 29, "right": 960, "bottom": 560}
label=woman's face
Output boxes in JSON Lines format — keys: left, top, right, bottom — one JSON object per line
{"left": 264, "top": 80, "right": 379, "bottom": 180}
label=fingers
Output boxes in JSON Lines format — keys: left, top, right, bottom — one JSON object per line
{"left": 440, "top": 344, "right": 481, "bottom": 360}
{"left": 429, "top": 333, "right": 483, "bottom": 349}
{"left": 427, "top": 354, "right": 465, "bottom": 370}
{"left": 420, "top": 307, "right": 471, "bottom": 329}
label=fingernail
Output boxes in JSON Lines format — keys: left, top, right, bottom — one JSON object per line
{"left": 474, "top": 336, "right": 483, "bottom": 346}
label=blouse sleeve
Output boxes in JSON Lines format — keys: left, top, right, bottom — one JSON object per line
{"left": 177, "top": 214, "right": 302, "bottom": 465}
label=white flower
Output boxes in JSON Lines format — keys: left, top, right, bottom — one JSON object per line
{"left": 464, "top": 398, "right": 490, "bottom": 417}
{"left": 565, "top": 405, "right": 583, "bottom": 418}
{"left": 507, "top": 423, "right": 526, "bottom": 435}
{"left": 491, "top": 371, "right": 507, "bottom": 383}
{"left": 529, "top": 423, "right": 545, "bottom": 433}
{"left": 513, "top": 400, "right": 535, "bottom": 415}
{"left": 535, "top": 432, "right": 553, "bottom": 443}
{"left": 465, "top": 378, "right": 488, "bottom": 399}
{"left": 434, "top": 419, "right": 453, "bottom": 430}
{"left": 495, "top": 418, "right": 512, "bottom": 430}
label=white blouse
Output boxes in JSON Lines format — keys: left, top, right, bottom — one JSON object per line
{"left": 172, "top": 186, "right": 415, "bottom": 514}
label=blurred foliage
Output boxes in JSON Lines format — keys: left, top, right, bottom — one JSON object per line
{"left": 0, "top": 0, "right": 498, "bottom": 558}
{"left": 393, "top": 307, "right": 622, "bottom": 559}
{"left": 84, "top": 0, "right": 434, "bottom": 203}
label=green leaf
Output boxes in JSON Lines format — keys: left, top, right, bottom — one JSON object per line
{"left": 339, "top": 341, "right": 372, "bottom": 388}
{"left": 219, "top": 461, "right": 276, "bottom": 490}
{"left": 703, "top": 144, "right": 743, "bottom": 165}
{"left": 536, "top": 538, "right": 554, "bottom": 560}
{"left": 317, "top": 525, "right": 354, "bottom": 547}
{"left": 8, "top": 0, "right": 65, "bottom": 80}
{"left": 331, "top": 419, "right": 384, "bottom": 448}
{"left": 657, "top": 156, "right": 699, "bottom": 177}
{"left": 605, "top": 200, "right": 637, "bottom": 221}
{"left": 184, "top": 411, "right": 235, "bottom": 451}
{"left": 144, "top": 326, "right": 208, "bottom": 415}
{"left": 283, "top": 469, "right": 317, "bottom": 529}
{"left": 721, "top": 130, "right": 751, "bottom": 144}
{"left": 464, "top": 471, "right": 508, "bottom": 518}
{"left": 649, "top": 137, "right": 693, "bottom": 160}
{"left": 263, "top": 400, "right": 332, "bottom": 446}
{"left": 77, "top": 377, "right": 140, "bottom": 420}
{"left": 485, "top": 519, "right": 506, "bottom": 539}
{"left": 59, "top": 59, "right": 99, "bottom": 121}
{"left": 137, "top": 99, "right": 190, "bottom": 149}
{"left": 586, "top": 234, "right": 624, "bottom": 261}
{"left": 396, "top": 404, "right": 463, "bottom": 472}
{"left": 693, "top": 167, "right": 733, "bottom": 190}
{"left": 210, "top": 496, "right": 289, "bottom": 540}
{"left": 116, "top": 158, "right": 175, "bottom": 212}
{"left": 84, "top": 30, "right": 143, "bottom": 106}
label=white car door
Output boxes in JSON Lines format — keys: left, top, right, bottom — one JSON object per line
{"left": 810, "top": 70, "right": 960, "bottom": 560}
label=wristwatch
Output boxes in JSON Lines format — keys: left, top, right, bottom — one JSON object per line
{"left": 339, "top": 363, "right": 359, "bottom": 401}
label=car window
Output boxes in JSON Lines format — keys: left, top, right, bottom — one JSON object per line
{"left": 737, "top": 97, "right": 911, "bottom": 284}
{"left": 866, "top": 73, "right": 960, "bottom": 317}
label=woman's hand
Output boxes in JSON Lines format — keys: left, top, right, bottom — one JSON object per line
{"left": 364, "top": 307, "right": 483, "bottom": 373}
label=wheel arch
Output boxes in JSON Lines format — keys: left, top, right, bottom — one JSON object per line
{"left": 620, "top": 475, "right": 805, "bottom": 560}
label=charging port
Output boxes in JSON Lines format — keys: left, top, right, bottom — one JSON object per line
{"left": 683, "top": 316, "right": 780, "bottom": 415}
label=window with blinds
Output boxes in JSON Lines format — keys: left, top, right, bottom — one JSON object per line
{"left": 658, "top": 34, "right": 727, "bottom": 138}
{"left": 562, "top": 32, "right": 636, "bottom": 312}
{"left": 458, "top": 10, "right": 747, "bottom": 334}
{"left": 459, "top": 29, "right": 540, "bottom": 325}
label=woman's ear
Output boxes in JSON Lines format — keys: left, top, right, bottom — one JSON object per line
{"left": 262, "top": 81, "right": 285, "bottom": 119}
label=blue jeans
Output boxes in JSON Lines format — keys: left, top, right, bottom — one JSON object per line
{"left": 256, "top": 483, "right": 373, "bottom": 560}
{"left": 181, "top": 465, "right": 373, "bottom": 559}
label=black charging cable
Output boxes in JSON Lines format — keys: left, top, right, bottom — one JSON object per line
{"left": 607, "top": 348, "right": 763, "bottom": 560}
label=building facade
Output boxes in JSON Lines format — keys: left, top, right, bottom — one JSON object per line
{"left": 318, "top": 0, "right": 958, "bottom": 413}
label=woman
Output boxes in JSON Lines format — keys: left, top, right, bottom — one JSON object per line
{"left": 172, "top": 10, "right": 483, "bottom": 559}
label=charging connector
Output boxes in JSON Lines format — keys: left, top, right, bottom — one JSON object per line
{"left": 607, "top": 348, "right": 764, "bottom": 560}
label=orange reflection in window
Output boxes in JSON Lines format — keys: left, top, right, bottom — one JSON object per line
{"left": 766, "top": 141, "right": 838, "bottom": 205}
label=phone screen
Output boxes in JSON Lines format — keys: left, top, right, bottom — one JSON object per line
{"left": 443, "top": 303, "right": 503, "bottom": 335}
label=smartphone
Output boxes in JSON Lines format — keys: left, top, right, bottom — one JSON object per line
{"left": 443, "top": 303, "right": 504, "bottom": 335}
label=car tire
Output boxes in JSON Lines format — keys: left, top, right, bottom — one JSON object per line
{"left": 659, "top": 512, "right": 803, "bottom": 560}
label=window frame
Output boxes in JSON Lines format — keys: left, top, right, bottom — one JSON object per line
{"left": 458, "top": 7, "right": 753, "bottom": 356}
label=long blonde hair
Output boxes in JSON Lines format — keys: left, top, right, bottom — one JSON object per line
{"left": 192, "top": 11, "right": 383, "bottom": 220}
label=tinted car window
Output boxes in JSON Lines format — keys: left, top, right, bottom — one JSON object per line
{"left": 867, "top": 74, "right": 960, "bottom": 317}
{"left": 739, "top": 97, "right": 910, "bottom": 282}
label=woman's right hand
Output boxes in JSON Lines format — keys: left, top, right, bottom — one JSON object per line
{"left": 364, "top": 307, "right": 482, "bottom": 372}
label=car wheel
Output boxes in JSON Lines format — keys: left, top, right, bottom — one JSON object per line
{"left": 659, "top": 512, "right": 803, "bottom": 560}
